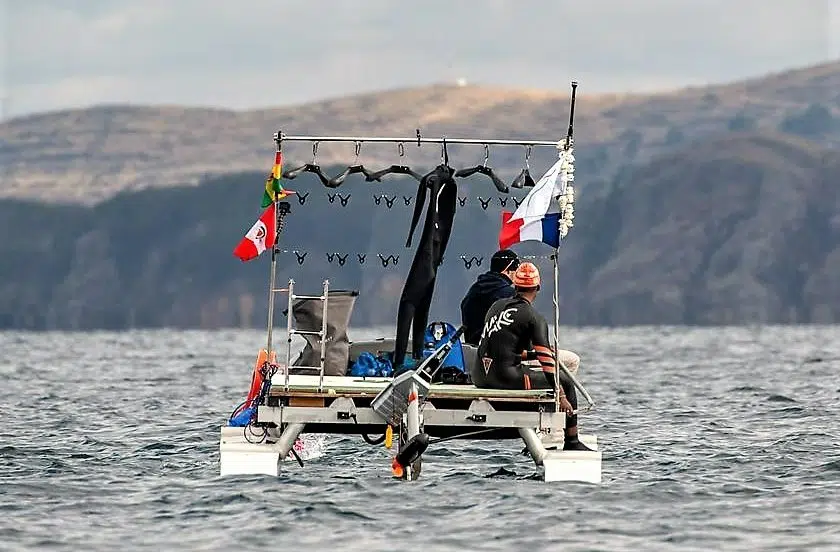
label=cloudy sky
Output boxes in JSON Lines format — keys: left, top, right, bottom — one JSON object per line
{"left": 2, "top": 0, "right": 839, "bottom": 119}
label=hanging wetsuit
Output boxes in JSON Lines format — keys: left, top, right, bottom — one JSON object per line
{"left": 392, "top": 164, "right": 457, "bottom": 368}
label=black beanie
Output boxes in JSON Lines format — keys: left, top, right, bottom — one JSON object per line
{"left": 490, "top": 249, "right": 520, "bottom": 273}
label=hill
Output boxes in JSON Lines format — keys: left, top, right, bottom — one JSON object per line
{"left": 2, "top": 60, "right": 839, "bottom": 204}
{"left": 2, "top": 130, "right": 839, "bottom": 330}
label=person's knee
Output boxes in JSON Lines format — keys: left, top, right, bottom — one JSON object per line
{"left": 556, "top": 349, "right": 580, "bottom": 374}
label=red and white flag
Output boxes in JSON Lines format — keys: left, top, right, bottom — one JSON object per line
{"left": 233, "top": 204, "right": 277, "bottom": 262}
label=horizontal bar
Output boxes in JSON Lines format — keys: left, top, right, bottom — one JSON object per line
{"left": 275, "top": 133, "right": 565, "bottom": 148}
{"left": 290, "top": 330, "right": 323, "bottom": 336}
{"left": 257, "top": 406, "right": 559, "bottom": 429}
{"left": 291, "top": 294, "right": 325, "bottom": 301}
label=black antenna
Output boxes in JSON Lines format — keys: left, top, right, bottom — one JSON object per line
{"left": 565, "top": 81, "right": 578, "bottom": 150}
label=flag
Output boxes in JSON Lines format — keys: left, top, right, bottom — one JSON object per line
{"left": 498, "top": 157, "right": 566, "bottom": 249}
{"left": 499, "top": 211, "right": 562, "bottom": 249}
{"left": 261, "top": 151, "right": 294, "bottom": 207}
{"left": 233, "top": 203, "right": 277, "bottom": 262}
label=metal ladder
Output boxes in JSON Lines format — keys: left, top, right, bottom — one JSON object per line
{"left": 274, "top": 278, "right": 330, "bottom": 392}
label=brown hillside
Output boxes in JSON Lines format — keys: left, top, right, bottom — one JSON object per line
{"left": 1, "top": 61, "right": 839, "bottom": 204}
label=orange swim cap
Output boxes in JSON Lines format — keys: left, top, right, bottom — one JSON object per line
{"left": 513, "top": 262, "right": 541, "bottom": 289}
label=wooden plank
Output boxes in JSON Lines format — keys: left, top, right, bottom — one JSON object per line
{"left": 289, "top": 396, "right": 326, "bottom": 407}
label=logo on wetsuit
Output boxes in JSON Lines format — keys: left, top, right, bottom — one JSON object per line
{"left": 481, "top": 307, "right": 517, "bottom": 341}
{"left": 481, "top": 357, "right": 493, "bottom": 374}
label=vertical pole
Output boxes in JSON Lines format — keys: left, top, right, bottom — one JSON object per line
{"left": 318, "top": 280, "right": 329, "bottom": 393}
{"left": 265, "top": 209, "right": 279, "bottom": 357}
{"left": 285, "top": 279, "right": 295, "bottom": 390}
{"left": 265, "top": 134, "right": 283, "bottom": 359}
{"left": 552, "top": 250, "right": 562, "bottom": 414}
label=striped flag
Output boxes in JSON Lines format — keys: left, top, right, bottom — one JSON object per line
{"left": 262, "top": 151, "right": 294, "bottom": 207}
{"left": 498, "top": 157, "right": 566, "bottom": 249}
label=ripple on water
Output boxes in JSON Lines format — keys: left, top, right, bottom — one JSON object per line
{"left": 1, "top": 326, "right": 840, "bottom": 551}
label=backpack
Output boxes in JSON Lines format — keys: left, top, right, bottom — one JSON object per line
{"left": 421, "top": 321, "right": 470, "bottom": 384}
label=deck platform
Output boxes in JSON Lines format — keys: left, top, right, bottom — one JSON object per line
{"left": 220, "top": 375, "right": 602, "bottom": 483}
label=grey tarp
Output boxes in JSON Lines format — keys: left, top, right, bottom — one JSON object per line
{"left": 290, "top": 290, "right": 358, "bottom": 376}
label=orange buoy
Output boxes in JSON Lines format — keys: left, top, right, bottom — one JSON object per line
{"left": 391, "top": 457, "right": 404, "bottom": 478}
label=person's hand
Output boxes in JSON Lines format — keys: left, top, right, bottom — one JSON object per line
{"left": 558, "top": 395, "right": 574, "bottom": 416}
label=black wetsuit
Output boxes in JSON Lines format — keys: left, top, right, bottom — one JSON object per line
{"left": 393, "top": 164, "right": 457, "bottom": 367}
{"left": 473, "top": 295, "right": 578, "bottom": 429}
{"left": 460, "top": 271, "right": 515, "bottom": 346}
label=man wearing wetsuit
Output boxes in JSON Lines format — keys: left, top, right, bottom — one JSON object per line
{"left": 473, "top": 262, "right": 592, "bottom": 451}
{"left": 460, "top": 249, "right": 520, "bottom": 346}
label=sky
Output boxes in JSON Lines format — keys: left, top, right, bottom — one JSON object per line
{"left": 2, "top": 0, "right": 839, "bottom": 120}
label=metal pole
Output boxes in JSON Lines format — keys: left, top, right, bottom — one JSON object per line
{"left": 285, "top": 279, "right": 295, "bottom": 391}
{"left": 265, "top": 202, "right": 280, "bottom": 356}
{"left": 318, "top": 279, "right": 329, "bottom": 393}
{"left": 552, "top": 250, "right": 596, "bottom": 409}
{"left": 274, "top": 132, "right": 563, "bottom": 148}
{"left": 552, "top": 250, "right": 562, "bottom": 414}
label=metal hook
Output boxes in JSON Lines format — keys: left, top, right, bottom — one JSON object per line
{"left": 311, "top": 141, "right": 319, "bottom": 163}
{"left": 398, "top": 142, "right": 405, "bottom": 158}
{"left": 483, "top": 144, "right": 490, "bottom": 167}
{"left": 525, "top": 145, "right": 532, "bottom": 168}
{"left": 354, "top": 141, "right": 361, "bottom": 161}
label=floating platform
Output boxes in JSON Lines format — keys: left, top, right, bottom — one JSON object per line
{"left": 219, "top": 374, "right": 602, "bottom": 483}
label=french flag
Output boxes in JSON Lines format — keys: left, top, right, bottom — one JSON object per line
{"left": 499, "top": 211, "right": 561, "bottom": 249}
{"left": 498, "top": 158, "right": 567, "bottom": 249}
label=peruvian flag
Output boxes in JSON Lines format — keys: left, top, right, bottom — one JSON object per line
{"left": 233, "top": 204, "right": 277, "bottom": 262}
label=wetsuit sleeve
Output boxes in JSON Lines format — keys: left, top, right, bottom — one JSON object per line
{"left": 529, "top": 309, "right": 558, "bottom": 389}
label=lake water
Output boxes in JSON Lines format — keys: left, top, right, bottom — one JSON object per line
{"left": 1, "top": 326, "right": 838, "bottom": 551}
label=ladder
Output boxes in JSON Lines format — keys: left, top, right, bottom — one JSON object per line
{"left": 268, "top": 278, "right": 330, "bottom": 393}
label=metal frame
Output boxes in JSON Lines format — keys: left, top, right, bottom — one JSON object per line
{"left": 273, "top": 131, "right": 568, "bottom": 149}
{"left": 269, "top": 278, "right": 332, "bottom": 393}
{"left": 257, "top": 401, "right": 562, "bottom": 431}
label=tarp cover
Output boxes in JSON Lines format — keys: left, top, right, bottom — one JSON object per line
{"left": 291, "top": 290, "right": 358, "bottom": 376}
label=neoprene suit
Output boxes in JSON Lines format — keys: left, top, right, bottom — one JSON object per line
{"left": 473, "top": 295, "right": 578, "bottom": 429}
{"left": 393, "top": 164, "right": 457, "bottom": 367}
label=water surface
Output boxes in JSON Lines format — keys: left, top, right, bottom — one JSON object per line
{"left": 1, "top": 326, "right": 839, "bottom": 551}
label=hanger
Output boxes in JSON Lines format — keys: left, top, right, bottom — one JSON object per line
{"left": 454, "top": 144, "right": 509, "bottom": 193}
{"left": 282, "top": 142, "right": 330, "bottom": 186}
{"left": 366, "top": 142, "right": 423, "bottom": 182}
{"left": 511, "top": 145, "right": 536, "bottom": 188}
{"left": 328, "top": 142, "right": 378, "bottom": 187}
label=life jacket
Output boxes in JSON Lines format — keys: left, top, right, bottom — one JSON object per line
{"left": 421, "top": 321, "right": 469, "bottom": 384}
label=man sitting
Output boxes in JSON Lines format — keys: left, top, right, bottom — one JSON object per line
{"left": 472, "top": 262, "right": 592, "bottom": 451}
{"left": 460, "top": 249, "right": 520, "bottom": 346}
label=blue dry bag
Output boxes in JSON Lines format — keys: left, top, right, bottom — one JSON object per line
{"left": 228, "top": 405, "right": 256, "bottom": 427}
{"left": 350, "top": 352, "right": 394, "bottom": 378}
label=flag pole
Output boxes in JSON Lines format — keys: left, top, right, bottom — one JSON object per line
{"left": 265, "top": 135, "right": 283, "bottom": 357}
{"left": 552, "top": 81, "right": 596, "bottom": 410}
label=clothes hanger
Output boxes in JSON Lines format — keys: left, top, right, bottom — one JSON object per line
{"left": 454, "top": 144, "right": 509, "bottom": 193}
{"left": 366, "top": 142, "right": 423, "bottom": 182}
{"left": 511, "top": 145, "right": 537, "bottom": 188}
{"left": 282, "top": 142, "right": 330, "bottom": 186}
{"left": 327, "top": 141, "right": 378, "bottom": 187}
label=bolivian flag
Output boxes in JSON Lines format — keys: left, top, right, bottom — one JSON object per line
{"left": 261, "top": 151, "right": 294, "bottom": 207}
